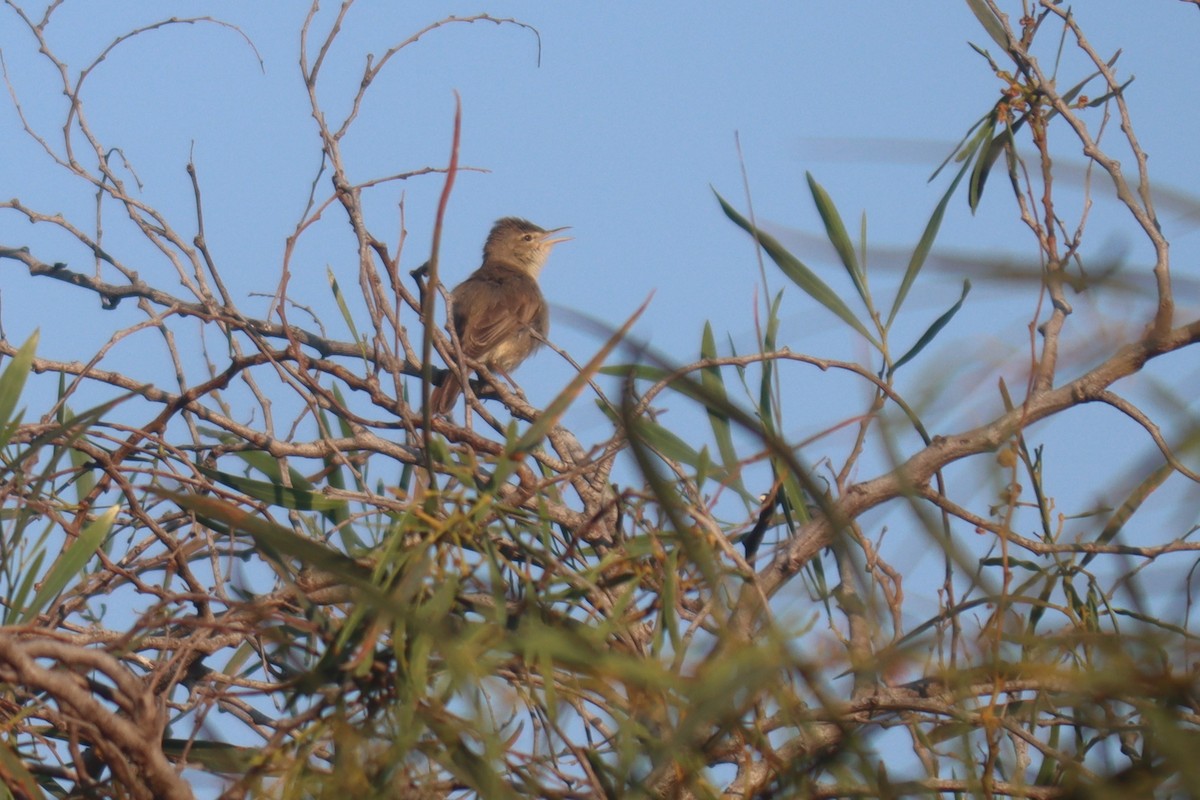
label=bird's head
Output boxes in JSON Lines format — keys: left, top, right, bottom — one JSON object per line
{"left": 483, "top": 217, "right": 571, "bottom": 277}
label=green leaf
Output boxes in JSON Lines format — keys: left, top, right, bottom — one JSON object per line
{"left": 20, "top": 506, "right": 117, "bottom": 624}
{"left": 0, "top": 331, "right": 38, "bottom": 449}
{"left": 888, "top": 162, "right": 966, "bottom": 327}
{"left": 0, "top": 331, "right": 37, "bottom": 423}
{"left": 159, "top": 490, "right": 377, "bottom": 594}
{"left": 1035, "top": 724, "right": 1062, "bottom": 785}
{"left": 161, "top": 739, "right": 262, "bottom": 774}
{"left": 199, "top": 465, "right": 348, "bottom": 513}
{"left": 964, "top": 0, "right": 1011, "bottom": 52}
{"left": 502, "top": 296, "right": 649, "bottom": 462}
{"left": 1083, "top": 459, "right": 1173, "bottom": 568}
{"left": 328, "top": 266, "right": 368, "bottom": 362}
{"left": 968, "top": 113, "right": 1003, "bottom": 212}
{"left": 319, "top": 410, "right": 356, "bottom": 541}
{"left": 19, "top": 396, "right": 124, "bottom": 457}
{"left": 806, "top": 172, "right": 867, "bottom": 306}
{"left": 0, "top": 738, "right": 43, "bottom": 799}
{"left": 891, "top": 279, "right": 971, "bottom": 373}
{"left": 5, "top": 549, "right": 45, "bottom": 626}
{"left": 759, "top": 291, "right": 783, "bottom": 427}
{"left": 1057, "top": 51, "right": 1121, "bottom": 111}
{"left": 599, "top": 363, "right": 669, "bottom": 381}
{"left": 930, "top": 109, "right": 992, "bottom": 183}
{"left": 230, "top": 449, "right": 299, "bottom": 486}
{"left": 773, "top": 458, "right": 812, "bottom": 540}
{"left": 597, "top": 402, "right": 734, "bottom": 487}
{"left": 60, "top": 408, "right": 97, "bottom": 507}
{"left": 700, "top": 322, "right": 747, "bottom": 498}
{"left": 623, "top": 412, "right": 722, "bottom": 592}
{"left": 642, "top": 423, "right": 713, "bottom": 477}
{"left": 1085, "top": 76, "right": 1135, "bottom": 108}
{"left": 715, "top": 191, "right": 879, "bottom": 348}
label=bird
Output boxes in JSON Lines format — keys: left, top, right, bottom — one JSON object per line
{"left": 429, "top": 217, "right": 571, "bottom": 415}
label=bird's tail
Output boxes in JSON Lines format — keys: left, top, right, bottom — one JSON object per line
{"left": 429, "top": 373, "right": 461, "bottom": 416}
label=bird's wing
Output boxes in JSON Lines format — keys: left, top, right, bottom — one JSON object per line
{"left": 453, "top": 271, "right": 546, "bottom": 358}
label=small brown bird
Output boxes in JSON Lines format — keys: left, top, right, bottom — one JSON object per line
{"left": 430, "top": 217, "right": 571, "bottom": 415}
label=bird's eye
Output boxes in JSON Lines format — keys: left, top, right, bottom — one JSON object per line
{"left": 523, "top": 234, "right": 533, "bottom": 241}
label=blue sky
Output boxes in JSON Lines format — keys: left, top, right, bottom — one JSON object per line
{"left": 3, "top": 0, "right": 1198, "bottom": 591}
{"left": 3, "top": 2, "right": 1200, "bottom": 793}
{"left": 4, "top": 2, "right": 1196, "bottom": 383}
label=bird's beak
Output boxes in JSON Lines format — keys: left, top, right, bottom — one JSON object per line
{"left": 540, "top": 226, "right": 572, "bottom": 247}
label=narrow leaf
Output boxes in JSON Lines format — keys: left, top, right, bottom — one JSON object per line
{"left": 20, "top": 506, "right": 117, "bottom": 624}
{"left": 199, "top": 465, "right": 348, "bottom": 513}
{"left": 715, "top": 192, "right": 879, "bottom": 348}
{"left": 968, "top": 115, "right": 1005, "bottom": 212}
{"left": 596, "top": 402, "right": 734, "bottom": 487}
{"left": 1083, "top": 459, "right": 1173, "bottom": 568}
{"left": 327, "top": 266, "right": 368, "bottom": 362}
{"left": 0, "top": 331, "right": 38, "bottom": 449}
{"left": 160, "top": 490, "right": 376, "bottom": 593}
{"left": 0, "top": 739, "right": 42, "bottom": 799}
{"left": 1085, "top": 76, "right": 1135, "bottom": 108}
{"left": 4, "top": 549, "right": 45, "bottom": 626}
{"left": 599, "top": 363, "right": 669, "bottom": 382}
{"left": 623, "top": 413, "right": 722, "bottom": 592}
{"left": 161, "top": 739, "right": 261, "bottom": 774}
{"left": 700, "top": 322, "right": 747, "bottom": 497}
{"left": 0, "top": 331, "right": 37, "bottom": 423}
{"left": 964, "top": 0, "right": 1011, "bottom": 51}
{"left": 1052, "top": 51, "right": 1122, "bottom": 116}
{"left": 504, "top": 296, "right": 650, "bottom": 459}
{"left": 930, "top": 109, "right": 992, "bottom": 182}
{"left": 888, "top": 162, "right": 968, "bottom": 326}
{"left": 61, "top": 410, "right": 97, "bottom": 507}
{"left": 318, "top": 415, "right": 355, "bottom": 538}
{"left": 759, "top": 291, "right": 784, "bottom": 425}
{"left": 891, "top": 279, "right": 972, "bottom": 372}
{"left": 806, "top": 172, "right": 867, "bottom": 305}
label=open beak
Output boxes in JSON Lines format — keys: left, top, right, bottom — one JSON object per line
{"left": 540, "top": 226, "right": 572, "bottom": 247}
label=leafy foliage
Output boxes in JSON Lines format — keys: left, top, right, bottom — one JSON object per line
{"left": 1, "top": 2, "right": 1199, "bottom": 800}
